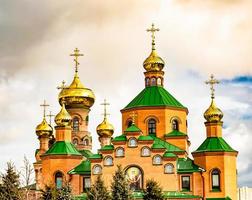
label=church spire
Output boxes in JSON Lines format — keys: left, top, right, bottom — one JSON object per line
{"left": 143, "top": 24, "right": 165, "bottom": 87}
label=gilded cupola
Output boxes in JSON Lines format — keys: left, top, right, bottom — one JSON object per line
{"left": 54, "top": 101, "right": 72, "bottom": 127}
{"left": 36, "top": 100, "right": 53, "bottom": 137}
{"left": 96, "top": 99, "right": 114, "bottom": 137}
{"left": 58, "top": 48, "right": 95, "bottom": 109}
{"left": 143, "top": 23, "right": 165, "bottom": 72}
{"left": 204, "top": 75, "right": 223, "bottom": 123}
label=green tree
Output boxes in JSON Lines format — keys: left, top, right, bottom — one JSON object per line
{"left": 143, "top": 179, "right": 163, "bottom": 200}
{"left": 87, "top": 175, "right": 110, "bottom": 200}
{"left": 40, "top": 183, "right": 73, "bottom": 200}
{"left": 0, "top": 162, "right": 22, "bottom": 200}
{"left": 111, "top": 165, "right": 131, "bottom": 200}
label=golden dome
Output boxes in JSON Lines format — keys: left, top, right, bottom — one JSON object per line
{"left": 54, "top": 103, "right": 72, "bottom": 126}
{"left": 96, "top": 118, "right": 114, "bottom": 137}
{"left": 143, "top": 49, "right": 165, "bottom": 72}
{"left": 204, "top": 99, "right": 223, "bottom": 123}
{"left": 58, "top": 74, "right": 95, "bottom": 109}
{"left": 36, "top": 118, "right": 53, "bottom": 137}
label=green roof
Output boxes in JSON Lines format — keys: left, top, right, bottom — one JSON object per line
{"left": 68, "top": 160, "right": 91, "bottom": 175}
{"left": 99, "top": 145, "right": 114, "bottom": 151}
{"left": 138, "top": 135, "right": 154, "bottom": 141}
{"left": 123, "top": 86, "right": 186, "bottom": 110}
{"left": 163, "top": 191, "right": 201, "bottom": 199}
{"left": 165, "top": 130, "right": 187, "bottom": 137}
{"left": 112, "top": 134, "right": 127, "bottom": 142}
{"left": 193, "top": 137, "right": 237, "bottom": 153}
{"left": 45, "top": 141, "right": 81, "bottom": 156}
{"left": 79, "top": 149, "right": 94, "bottom": 158}
{"left": 151, "top": 135, "right": 184, "bottom": 153}
{"left": 163, "top": 152, "right": 177, "bottom": 158}
{"left": 177, "top": 157, "right": 202, "bottom": 173}
{"left": 124, "top": 124, "right": 141, "bottom": 132}
{"left": 152, "top": 143, "right": 166, "bottom": 149}
{"left": 89, "top": 154, "right": 102, "bottom": 159}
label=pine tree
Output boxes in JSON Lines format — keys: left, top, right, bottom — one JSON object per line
{"left": 143, "top": 179, "right": 163, "bottom": 200}
{"left": 111, "top": 165, "right": 131, "bottom": 200}
{"left": 87, "top": 175, "right": 110, "bottom": 200}
{"left": 0, "top": 162, "right": 22, "bottom": 200}
{"left": 40, "top": 184, "right": 73, "bottom": 200}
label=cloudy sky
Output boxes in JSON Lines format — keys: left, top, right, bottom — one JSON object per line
{"left": 0, "top": 0, "right": 251, "bottom": 187}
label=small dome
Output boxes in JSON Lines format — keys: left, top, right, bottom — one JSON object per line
{"left": 204, "top": 99, "right": 223, "bottom": 123}
{"left": 96, "top": 118, "right": 114, "bottom": 137}
{"left": 55, "top": 103, "right": 72, "bottom": 126}
{"left": 58, "top": 74, "right": 95, "bottom": 109}
{"left": 143, "top": 50, "right": 165, "bottom": 72}
{"left": 36, "top": 118, "right": 53, "bottom": 137}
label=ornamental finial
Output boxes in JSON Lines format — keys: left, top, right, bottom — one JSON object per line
{"left": 46, "top": 111, "right": 55, "bottom": 126}
{"left": 205, "top": 74, "right": 220, "bottom": 99}
{"left": 147, "top": 23, "right": 160, "bottom": 50}
{"left": 40, "top": 100, "right": 50, "bottom": 119}
{"left": 70, "top": 48, "right": 84, "bottom": 73}
{"left": 101, "top": 99, "right": 110, "bottom": 119}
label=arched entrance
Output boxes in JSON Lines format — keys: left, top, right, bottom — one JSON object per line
{"left": 125, "top": 166, "right": 143, "bottom": 191}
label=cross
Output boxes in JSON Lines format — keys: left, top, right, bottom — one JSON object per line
{"left": 70, "top": 48, "right": 84, "bottom": 73}
{"left": 205, "top": 74, "right": 220, "bottom": 99}
{"left": 130, "top": 111, "right": 137, "bottom": 124}
{"left": 46, "top": 111, "right": 55, "bottom": 125}
{"left": 40, "top": 100, "right": 50, "bottom": 118}
{"left": 147, "top": 23, "right": 160, "bottom": 50}
{"left": 57, "top": 80, "right": 66, "bottom": 90}
{"left": 101, "top": 99, "right": 110, "bottom": 119}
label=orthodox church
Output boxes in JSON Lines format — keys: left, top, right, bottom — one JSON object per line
{"left": 33, "top": 24, "right": 238, "bottom": 200}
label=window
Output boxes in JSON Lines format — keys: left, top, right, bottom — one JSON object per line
{"left": 151, "top": 78, "right": 156, "bottom": 86}
{"left": 127, "top": 120, "right": 133, "bottom": 128}
{"left": 73, "top": 117, "right": 80, "bottom": 131}
{"left": 141, "top": 147, "right": 151, "bottom": 157}
{"left": 164, "top": 164, "right": 174, "bottom": 174}
{"left": 55, "top": 171, "right": 63, "bottom": 189}
{"left": 128, "top": 138, "right": 137, "bottom": 147}
{"left": 93, "top": 165, "right": 102, "bottom": 175}
{"left": 181, "top": 176, "right": 190, "bottom": 191}
{"left": 83, "top": 138, "right": 89, "bottom": 146}
{"left": 172, "top": 120, "right": 179, "bottom": 131}
{"left": 146, "top": 78, "right": 150, "bottom": 86}
{"left": 73, "top": 138, "right": 78, "bottom": 146}
{"left": 125, "top": 166, "right": 143, "bottom": 191}
{"left": 104, "top": 156, "right": 113, "bottom": 166}
{"left": 157, "top": 78, "right": 162, "bottom": 86}
{"left": 212, "top": 169, "right": 220, "bottom": 191}
{"left": 148, "top": 119, "right": 156, "bottom": 135}
{"left": 153, "top": 155, "right": 162, "bottom": 165}
{"left": 116, "top": 147, "right": 124, "bottom": 157}
{"left": 83, "top": 177, "right": 91, "bottom": 192}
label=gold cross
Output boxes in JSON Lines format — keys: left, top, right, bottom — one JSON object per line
{"left": 57, "top": 80, "right": 66, "bottom": 90}
{"left": 40, "top": 100, "right": 50, "bottom": 118}
{"left": 147, "top": 23, "right": 160, "bottom": 50}
{"left": 70, "top": 48, "right": 84, "bottom": 73}
{"left": 205, "top": 74, "right": 220, "bottom": 99}
{"left": 101, "top": 99, "right": 110, "bottom": 119}
{"left": 46, "top": 111, "right": 55, "bottom": 125}
{"left": 130, "top": 111, "right": 137, "bottom": 124}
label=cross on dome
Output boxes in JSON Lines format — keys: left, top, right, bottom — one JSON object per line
{"left": 101, "top": 99, "right": 110, "bottom": 119}
{"left": 70, "top": 48, "right": 84, "bottom": 73}
{"left": 205, "top": 74, "right": 220, "bottom": 99}
{"left": 147, "top": 23, "right": 160, "bottom": 50}
{"left": 40, "top": 100, "right": 49, "bottom": 118}
{"left": 46, "top": 111, "right": 55, "bottom": 125}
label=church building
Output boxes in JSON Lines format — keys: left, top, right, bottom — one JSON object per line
{"left": 33, "top": 24, "right": 238, "bottom": 200}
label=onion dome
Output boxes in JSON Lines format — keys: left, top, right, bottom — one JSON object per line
{"left": 36, "top": 118, "right": 53, "bottom": 137}
{"left": 96, "top": 117, "right": 114, "bottom": 137}
{"left": 54, "top": 102, "right": 72, "bottom": 127}
{"left": 204, "top": 99, "right": 223, "bottom": 123}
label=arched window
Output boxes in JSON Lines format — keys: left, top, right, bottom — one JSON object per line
{"left": 73, "top": 117, "right": 80, "bottom": 131}
{"left": 212, "top": 169, "right": 220, "bottom": 190}
{"left": 164, "top": 163, "right": 174, "bottom": 174}
{"left": 146, "top": 78, "right": 150, "bottom": 86}
{"left": 153, "top": 155, "right": 162, "bottom": 165}
{"left": 157, "top": 78, "right": 162, "bottom": 86}
{"left": 125, "top": 166, "right": 143, "bottom": 191}
{"left": 73, "top": 138, "right": 78, "bottom": 146}
{"left": 104, "top": 156, "right": 113, "bottom": 166}
{"left": 115, "top": 147, "right": 124, "bottom": 157}
{"left": 55, "top": 171, "right": 63, "bottom": 189}
{"left": 128, "top": 138, "right": 137, "bottom": 147}
{"left": 151, "top": 78, "right": 156, "bottom": 86}
{"left": 172, "top": 119, "right": 179, "bottom": 131}
{"left": 148, "top": 119, "right": 156, "bottom": 135}
{"left": 93, "top": 165, "right": 102, "bottom": 175}
{"left": 141, "top": 147, "right": 151, "bottom": 157}
{"left": 83, "top": 138, "right": 89, "bottom": 146}
{"left": 127, "top": 120, "right": 133, "bottom": 128}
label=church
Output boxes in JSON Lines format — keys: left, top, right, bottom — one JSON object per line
{"left": 33, "top": 24, "right": 238, "bottom": 200}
